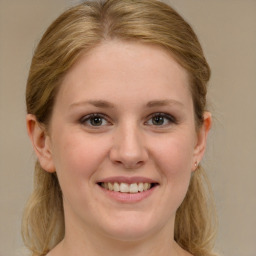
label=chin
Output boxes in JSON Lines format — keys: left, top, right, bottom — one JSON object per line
{"left": 105, "top": 227, "right": 154, "bottom": 242}
{"left": 98, "top": 212, "right": 171, "bottom": 242}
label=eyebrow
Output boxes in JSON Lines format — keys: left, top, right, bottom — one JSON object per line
{"left": 69, "top": 99, "right": 184, "bottom": 109}
{"left": 69, "top": 100, "right": 115, "bottom": 109}
{"left": 146, "top": 99, "right": 184, "bottom": 108}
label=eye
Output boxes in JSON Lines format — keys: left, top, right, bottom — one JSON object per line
{"left": 80, "top": 113, "right": 110, "bottom": 127}
{"left": 146, "top": 113, "right": 176, "bottom": 126}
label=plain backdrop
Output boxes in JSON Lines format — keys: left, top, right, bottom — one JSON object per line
{"left": 0, "top": 1, "right": 255, "bottom": 256}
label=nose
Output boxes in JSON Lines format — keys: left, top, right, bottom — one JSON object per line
{"left": 109, "top": 123, "right": 149, "bottom": 169}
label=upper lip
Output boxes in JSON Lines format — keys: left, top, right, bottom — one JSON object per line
{"left": 97, "top": 176, "right": 159, "bottom": 184}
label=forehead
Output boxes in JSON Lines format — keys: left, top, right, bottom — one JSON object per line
{"left": 56, "top": 40, "right": 192, "bottom": 108}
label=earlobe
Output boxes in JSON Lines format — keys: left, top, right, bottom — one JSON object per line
{"left": 193, "top": 112, "right": 212, "bottom": 171}
{"left": 26, "top": 114, "right": 55, "bottom": 173}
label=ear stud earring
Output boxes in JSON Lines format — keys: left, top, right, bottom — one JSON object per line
{"left": 194, "top": 161, "right": 199, "bottom": 168}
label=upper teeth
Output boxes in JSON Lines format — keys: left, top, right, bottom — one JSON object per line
{"left": 101, "top": 182, "right": 152, "bottom": 193}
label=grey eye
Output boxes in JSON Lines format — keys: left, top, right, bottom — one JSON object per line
{"left": 89, "top": 116, "right": 104, "bottom": 126}
{"left": 151, "top": 116, "right": 165, "bottom": 125}
{"left": 80, "top": 114, "right": 109, "bottom": 127}
{"left": 146, "top": 113, "right": 177, "bottom": 127}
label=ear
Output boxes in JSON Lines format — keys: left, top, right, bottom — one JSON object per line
{"left": 26, "top": 114, "right": 55, "bottom": 173}
{"left": 192, "top": 112, "right": 212, "bottom": 171}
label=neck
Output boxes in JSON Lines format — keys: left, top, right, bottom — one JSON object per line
{"left": 56, "top": 236, "right": 181, "bottom": 256}
{"left": 49, "top": 203, "right": 190, "bottom": 256}
{"left": 51, "top": 221, "right": 185, "bottom": 256}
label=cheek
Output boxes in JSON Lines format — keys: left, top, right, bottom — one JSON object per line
{"left": 149, "top": 134, "right": 195, "bottom": 216}
{"left": 154, "top": 136, "right": 194, "bottom": 174}
{"left": 151, "top": 133, "right": 195, "bottom": 200}
{"left": 51, "top": 133, "right": 111, "bottom": 214}
{"left": 51, "top": 132, "right": 109, "bottom": 184}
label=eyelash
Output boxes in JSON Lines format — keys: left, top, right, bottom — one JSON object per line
{"left": 145, "top": 113, "right": 177, "bottom": 127}
{"left": 79, "top": 112, "right": 177, "bottom": 128}
{"left": 79, "top": 113, "right": 111, "bottom": 127}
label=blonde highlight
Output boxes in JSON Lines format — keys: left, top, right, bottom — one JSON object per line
{"left": 23, "top": 1, "right": 217, "bottom": 255}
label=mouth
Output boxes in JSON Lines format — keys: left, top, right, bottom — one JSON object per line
{"left": 98, "top": 182, "right": 158, "bottom": 193}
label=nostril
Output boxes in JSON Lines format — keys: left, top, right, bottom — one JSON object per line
{"left": 109, "top": 136, "right": 149, "bottom": 168}
{"left": 124, "top": 160, "right": 145, "bottom": 169}
{"left": 112, "top": 159, "right": 145, "bottom": 169}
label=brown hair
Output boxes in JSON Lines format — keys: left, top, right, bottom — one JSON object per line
{"left": 23, "top": 1, "right": 217, "bottom": 255}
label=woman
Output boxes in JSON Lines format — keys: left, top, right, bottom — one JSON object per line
{"left": 23, "top": 0, "right": 217, "bottom": 256}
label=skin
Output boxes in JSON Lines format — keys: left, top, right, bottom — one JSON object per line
{"left": 27, "top": 40, "right": 211, "bottom": 256}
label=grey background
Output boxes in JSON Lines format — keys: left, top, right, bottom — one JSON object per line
{"left": 0, "top": 0, "right": 255, "bottom": 255}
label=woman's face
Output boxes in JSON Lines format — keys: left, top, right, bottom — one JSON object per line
{"left": 33, "top": 40, "right": 210, "bottom": 241}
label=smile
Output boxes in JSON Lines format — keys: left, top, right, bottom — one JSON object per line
{"left": 99, "top": 182, "right": 155, "bottom": 193}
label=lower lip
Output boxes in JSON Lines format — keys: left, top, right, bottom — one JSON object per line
{"left": 98, "top": 185, "right": 157, "bottom": 203}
